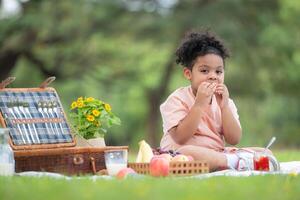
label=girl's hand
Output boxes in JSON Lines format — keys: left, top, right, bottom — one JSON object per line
{"left": 215, "top": 84, "right": 229, "bottom": 109}
{"left": 194, "top": 82, "right": 217, "bottom": 108}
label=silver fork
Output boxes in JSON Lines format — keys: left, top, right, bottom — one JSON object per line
{"left": 23, "top": 102, "right": 40, "bottom": 144}
{"left": 18, "top": 101, "right": 37, "bottom": 144}
{"left": 37, "top": 101, "right": 54, "bottom": 136}
{"left": 11, "top": 101, "right": 32, "bottom": 144}
{"left": 52, "top": 101, "right": 65, "bottom": 135}
{"left": 46, "top": 101, "right": 60, "bottom": 137}
{"left": 7, "top": 102, "right": 27, "bottom": 144}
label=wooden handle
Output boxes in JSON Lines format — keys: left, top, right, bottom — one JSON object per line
{"left": 39, "top": 77, "right": 56, "bottom": 88}
{"left": 0, "top": 77, "right": 16, "bottom": 89}
{"left": 90, "top": 157, "right": 97, "bottom": 174}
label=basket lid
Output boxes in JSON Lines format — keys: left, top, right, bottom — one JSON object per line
{"left": 0, "top": 87, "right": 76, "bottom": 150}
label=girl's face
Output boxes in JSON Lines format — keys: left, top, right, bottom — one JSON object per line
{"left": 183, "top": 54, "right": 225, "bottom": 95}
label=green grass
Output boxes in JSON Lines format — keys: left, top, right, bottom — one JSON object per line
{"left": 273, "top": 149, "right": 300, "bottom": 161}
{"left": 0, "top": 150, "right": 300, "bottom": 200}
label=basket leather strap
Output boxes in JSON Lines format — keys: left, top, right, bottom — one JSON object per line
{"left": 90, "top": 157, "right": 97, "bottom": 174}
{"left": 39, "top": 76, "right": 56, "bottom": 88}
{"left": 0, "top": 77, "right": 16, "bottom": 89}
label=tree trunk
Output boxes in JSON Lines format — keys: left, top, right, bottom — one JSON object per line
{"left": 145, "top": 58, "right": 175, "bottom": 147}
{"left": 0, "top": 51, "right": 21, "bottom": 81}
{"left": 146, "top": 90, "right": 161, "bottom": 147}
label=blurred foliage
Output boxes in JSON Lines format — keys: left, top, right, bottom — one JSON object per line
{"left": 0, "top": 0, "right": 299, "bottom": 148}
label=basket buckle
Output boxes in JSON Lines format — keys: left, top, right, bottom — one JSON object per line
{"left": 73, "top": 154, "right": 84, "bottom": 165}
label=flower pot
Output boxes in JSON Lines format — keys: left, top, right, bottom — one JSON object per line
{"left": 75, "top": 136, "right": 106, "bottom": 147}
{"left": 87, "top": 137, "right": 106, "bottom": 147}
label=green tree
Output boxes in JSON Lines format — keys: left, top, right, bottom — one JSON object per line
{"left": 1, "top": 0, "right": 299, "bottom": 147}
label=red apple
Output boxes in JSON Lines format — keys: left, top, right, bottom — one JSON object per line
{"left": 171, "top": 154, "right": 189, "bottom": 162}
{"left": 149, "top": 156, "right": 170, "bottom": 177}
{"left": 116, "top": 167, "right": 136, "bottom": 180}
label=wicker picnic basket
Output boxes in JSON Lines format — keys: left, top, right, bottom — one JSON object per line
{"left": 0, "top": 77, "right": 128, "bottom": 175}
{"left": 128, "top": 161, "right": 209, "bottom": 176}
{"left": 14, "top": 146, "right": 128, "bottom": 175}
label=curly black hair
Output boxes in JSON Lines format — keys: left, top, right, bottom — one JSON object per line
{"left": 175, "top": 30, "right": 230, "bottom": 69}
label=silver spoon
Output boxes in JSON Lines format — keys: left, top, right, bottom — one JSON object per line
{"left": 264, "top": 137, "right": 276, "bottom": 153}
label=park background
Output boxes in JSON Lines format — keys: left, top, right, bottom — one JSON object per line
{"left": 1, "top": 0, "right": 299, "bottom": 152}
{"left": 1, "top": 1, "right": 300, "bottom": 200}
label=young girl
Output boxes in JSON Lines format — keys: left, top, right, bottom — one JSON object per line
{"left": 160, "top": 30, "right": 278, "bottom": 171}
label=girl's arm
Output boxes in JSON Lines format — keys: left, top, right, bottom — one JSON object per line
{"left": 169, "top": 105, "right": 205, "bottom": 144}
{"left": 215, "top": 84, "right": 242, "bottom": 145}
{"left": 221, "top": 105, "right": 242, "bottom": 145}
{"left": 170, "top": 82, "right": 216, "bottom": 144}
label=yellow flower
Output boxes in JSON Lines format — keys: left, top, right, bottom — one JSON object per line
{"left": 104, "top": 103, "right": 111, "bottom": 112}
{"left": 70, "top": 96, "right": 120, "bottom": 139}
{"left": 92, "top": 109, "right": 100, "bottom": 117}
{"left": 86, "top": 97, "right": 94, "bottom": 102}
{"left": 86, "top": 115, "right": 95, "bottom": 122}
{"left": 77, "top": 101, "right": 84, "bottom": 108}
{"left": 71, "top": 101, "right": 77, "bottom": 109}
{"left": 93, "top": 121, "right": 101, "bottom": 127}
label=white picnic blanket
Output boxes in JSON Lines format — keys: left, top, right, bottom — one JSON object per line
{"left": 15, "top": 161, "right": 300, "bottom": 180}
{"left": 190, "top": 161, "right": 300, "bottom": 179}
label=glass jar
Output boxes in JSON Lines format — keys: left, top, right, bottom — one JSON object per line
{"left": 0, "top": 128, "right": 15, "bottom": 176}
{"left": 104, "top": 149, "right": 128, "bottom": 176}
{"left": 254, "top": 151, "right": 270, "bottom": 171}
{"left": 253, "top": 151, "right": 280, "bottom": 171}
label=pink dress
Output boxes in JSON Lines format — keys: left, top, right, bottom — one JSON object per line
{"left": 160, "top": 85, "right": 241, "bottom": 152}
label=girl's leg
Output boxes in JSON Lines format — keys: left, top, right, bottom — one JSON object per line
{"left": 176, "top": 146, "right": 274, "bottom": 171}
{"left": 224, "top": 147, "right": 273, "bottom": 155}
{"left": 242, "top": 147, "right": 273, "bottom": 155}
{"left": 177, "top": 145, "right": 227, "bottom": 171}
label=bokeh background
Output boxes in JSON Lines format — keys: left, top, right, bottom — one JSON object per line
{"left": 1, "top": 0, "right": 299, "bottom": 150}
